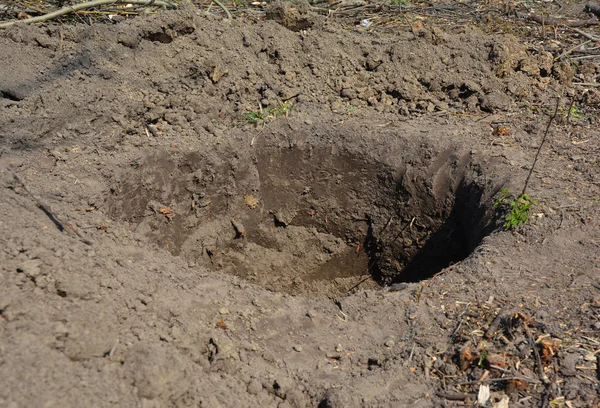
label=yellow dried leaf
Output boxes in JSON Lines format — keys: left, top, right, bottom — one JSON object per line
{"left": 159, "top": 207, "right": 175, "bottom": 220}
{"left": 244, "top": 195, "right": 260, "bottom": 209}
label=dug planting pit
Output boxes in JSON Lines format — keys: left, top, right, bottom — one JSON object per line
{"left": 108, "top": 128, "right": 498, "bottom": 297}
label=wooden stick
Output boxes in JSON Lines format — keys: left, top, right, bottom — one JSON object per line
{"left": 555, "top": 40, "right": 592, "bottom": 61}
{"left": 571, "top": 27, "right": 600, "bottom": 42}
{"left": 0, "top": 0, "right": 177, "bottom": 29}
{"left": 485, "top": 307, "right": 519, "bottom": 339}
{"left": 585, "top": 1, "right": 600, "bottom": 19}
{"left": 458, "top": 376, "right": 541, "bottom": 385}
{"left": 522, "top": 98, "right": 559, "bottom": 196}
{"left": 518, "top": 12, "right": 599, "bottom": 28}
{"left": 521, "top": 319, "right": 549, "bottom": 384}
{"left": 436, "top": 392, "right": 474, "bottom": 401}
{"left": 8, "top": 167, "right": 92, "bottom": 245}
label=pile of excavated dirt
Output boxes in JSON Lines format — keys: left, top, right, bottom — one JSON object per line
{"left": 0, "top": 4, "right": 583, "bottom": 148}
{"left": 1, "top": 5, "right": 599, "bottom": 408}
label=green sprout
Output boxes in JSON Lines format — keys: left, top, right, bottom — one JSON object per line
{"left": 243, "top": 110, "right": 266, "bottom": 125}
{"left": 494, "top": 189, "right": 536, "bottom": 230}
{"left": 493, "top": 188, "right": 510, "bottom": 209}
{"left": 557, "top": 105, "right": 584, "bottom": 120}
{"left": 243, "top": 101, "right": 294, "bottom": 125}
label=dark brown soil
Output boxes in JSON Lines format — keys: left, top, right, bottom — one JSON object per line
{"left": 1, "top": 3, "right": 600, "bottom": 407}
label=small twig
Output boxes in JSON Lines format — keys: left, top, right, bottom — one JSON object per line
{"left": 379, "top": 215, "right": 393, "bottom": 234}
{"left": 392, "top": 217, "right": 414, "bottom": 242}
{"left": 414, "top": 263, "right": 456, "bottom": 303}
{"left": 144, "top": 123, "right": 159, "bottom": 137}
{"left": 7, "top": 167, "right": 92, "bottom": 245}
{"left": 485, "top": 307, "right": 519, "bottom": 339}
{"left": 566, "top": 94, "right": 577, "bottom": 122}
{"left": 212, "top": 0, "right": 233, "bottom": 20}
{"left": 569, "top": 55, "right": 600, "bottom": 60}
{"left": 521, "top": 319, "right": 549, "bottom": 384}
{"left": 346, "top": 274, "right": 372, "bottom": 293}
{"left": 408, "top": 342, "right": 416, "bottom": 361}
{"left": 519, "top": 12, "right": 599, "bottom": 28}
{"left": 540, "top": 380, "right": 552, "bottom": 408}
{"left": 104, "top": 339, "right": 119, "bottom": 358}
{"left": 571, "top": 27, "right": 600, "bottom": 42}
{"left": 573, "top": 82, "right": 600, "bottom": 87}
{"left": 0, "top": 0, "right": 177, "bottom": 29}
{"left": 457, "top": 376, "right": 541, "bottom": 385}
{"left": 436, "top": 392, "right": 474, "bottom": 401}
{"left": 522, "top": 98, "right": 560, "bottom": 196}
{"left": 555, "top": 40, "right": 592, "bottom": 61}
{"left": 334, "top": 300, "right": 348, "bottom": 322}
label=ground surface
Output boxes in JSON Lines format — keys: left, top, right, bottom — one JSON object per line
{"left": 1, "top": 2, "right": 600, "bottom": 407}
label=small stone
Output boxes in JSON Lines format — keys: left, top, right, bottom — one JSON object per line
{"left": 384, "top": 340, "right": 395, "bottom": 348}
{"left": 365, "top": 56, "right": 383, "bottom": 71}
{"left": 335, "top": 344, "right": 343, "bottom": 353}
{"left": 247, "top": 378, "right": 262, "bottom": 395}
{"left": 560, "top": 353, "right": 580, "bottom": 377}
{"left": 292, "top": 345, "right": 302, "bottom": 352}
{"left": 17, "top": 259, "right": 42, "bottom": 279}
{"left": 219, "top": 307, "right": 230, "bottom": 315}
{"left": 386, "top": 283, "right": 408, "bottom": 292}
{"left": 480, "top": 90, "right": 512, "bottom": 112}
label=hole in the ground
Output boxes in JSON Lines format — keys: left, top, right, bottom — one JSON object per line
{"left": 107, "top": 140, "right": 497, "bottom": 297}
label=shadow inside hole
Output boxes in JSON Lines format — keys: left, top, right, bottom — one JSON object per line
{"left": 107, "top": 147, "right": 500, "bottom": 295}
{"left": 380, "top": 179, "right": 496, "bottom": 284}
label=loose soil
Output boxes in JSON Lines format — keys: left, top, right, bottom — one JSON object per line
{"left": 1, "top": 3, "right": 599, "bottom": 407}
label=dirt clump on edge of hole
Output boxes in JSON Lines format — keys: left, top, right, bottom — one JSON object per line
{"left": 0, "top": 5, "right": 580, "bottom": 150}
{"left": 108, "top": 122, "right": 501, "bottom": 296}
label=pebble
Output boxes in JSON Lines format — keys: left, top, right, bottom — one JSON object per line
{"left": 219, "top": 307, "right": 230, "bottom": 315}
{"left": 247, "top": 379, "right": 262, "bottom": 395}
{"left": 292, "top": 345, "right": 302, "bottom": 352}
{"left": 384, "top": 340, "right": 395, "bottom": 348}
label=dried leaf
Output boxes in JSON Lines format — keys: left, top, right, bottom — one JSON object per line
{"left": 487, "top": 353, "right": 508, "bottom": 368}
{"left": 412, "top": 20, "right": 425, "bottom": 32}
{"left": 539, "top": 338, "right": 560, "bottom": 364}
{"left": 244, "top": 194, "right": 260, "bottom": 209}
{"left": 159, "top": 207, "right": 175, "bottom": 220}
{"left": 507, "top": 378, "right": 528, "bottom": 390}
{"left": 459, "top": 344, "right": 474, "bottom": 371}
{"left": 210, "top": 64, "right": 228, "bottom": 84}
{"left": 493, "top": 126, "right": 511, "bottom": 136}
{"left": 477, "top": 384, "right": 490, "bottom": 405}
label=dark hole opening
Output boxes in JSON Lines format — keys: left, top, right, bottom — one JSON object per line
{"left": 108, "top": 146, "right": 497, "bottom": 296}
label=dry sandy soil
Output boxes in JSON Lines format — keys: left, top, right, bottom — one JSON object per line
{"left": 1, "top": 2, "right": 600, "bottom": 407}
